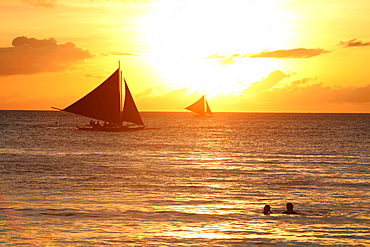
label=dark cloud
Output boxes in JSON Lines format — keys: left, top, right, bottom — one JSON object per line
{"left": 12, "top": 36, "right": 57, "bottom": 48}
{"left": 339, "top": 38, "right": 370, "bottom": 48}
{"left": 249, "top": 48, "right": 329, "bottom": 58}
{"left": 0, "top": 36, "right": 93, "bottom": 75}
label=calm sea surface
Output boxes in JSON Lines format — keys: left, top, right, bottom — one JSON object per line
{"left": 0, "top": 111, "right": 369, "bottom": 246}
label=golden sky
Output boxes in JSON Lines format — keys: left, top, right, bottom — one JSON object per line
{"left": 0, "top": 0, "right": 369, "bottom": 112}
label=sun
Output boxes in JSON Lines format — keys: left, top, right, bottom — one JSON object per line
{"left": 141, "top": 0, "right": 290, "bottom": 96}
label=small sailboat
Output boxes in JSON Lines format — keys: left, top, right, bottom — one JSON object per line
{"left": 52, "top": 64, "right": 144, "bottom": 131}
{"left": 185, "top": 95, "right": 213, "bottom": 117}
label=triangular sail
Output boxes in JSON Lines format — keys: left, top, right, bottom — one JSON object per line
{"left": 62, "top": 69, "right": 121, "bottom": 125}
{"left": 185, "top": 95, "right": 206, "bottom": 116}
{"left": 185, "top": 95, "right": 212, "bottom": 116}
{"left": 121, "top": 79, "right": 144, "bottom": 126}
{"left": 205, "top": 100, "right": 212, "bottom": 116}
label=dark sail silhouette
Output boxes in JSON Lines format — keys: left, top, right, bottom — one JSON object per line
{"left": 53, "top": 65, "right": 144, "bottom": 131}
{"left": 121, "top": 79, "right": 144, "bottom": 126}
{"left": 185, "top": 95, "right": 213, "bottom": 117}
{"left": 62, "top": 69, "right": 121, "bottom": 125}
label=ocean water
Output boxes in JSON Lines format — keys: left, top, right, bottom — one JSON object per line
{"left": 0, "top": 110, "right": 369, "bottom": 246}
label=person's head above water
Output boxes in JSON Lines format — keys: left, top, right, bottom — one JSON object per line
{"left": 263, "top": 205, "right": 271, "bottom": 214}
{"left": 283, "top": 202, "right": 298, "bottom": 214}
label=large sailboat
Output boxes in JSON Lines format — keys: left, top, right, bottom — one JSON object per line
{"left": 185, "top": 95, "right": 213, "bottom": 117}
{"left": 52, "top": 64, "right": 144, "bottom": 131}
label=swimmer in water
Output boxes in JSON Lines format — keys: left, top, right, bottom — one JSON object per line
{"left": 263, "top": 205, "right": 272, "bottom": 215}
{"left": 282, "top": 202, "right": 298, "bottom": 214}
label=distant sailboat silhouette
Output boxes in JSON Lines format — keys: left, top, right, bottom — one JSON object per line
{"left": 52, "top": 64, "right": 144, "bottom": 131}
{"left": 185, "top": 95, "right": 213, "bottom": 117}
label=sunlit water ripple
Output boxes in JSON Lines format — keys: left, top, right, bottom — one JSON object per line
{"left": 0, "top": 111, "right": 369, "bottom": 246}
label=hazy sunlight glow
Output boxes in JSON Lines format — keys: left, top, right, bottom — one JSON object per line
{"left": 1, "top": 0, "right": 369, "bottom": 112}
{"left": 143, "top": 0, "right": 289, "bottom": 96}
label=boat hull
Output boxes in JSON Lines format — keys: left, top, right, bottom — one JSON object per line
{"left": 192, "top": 114, "right": 213, "bottom": 117}
{"left": 77, "top": 125, "right": 144, "bottom": 132}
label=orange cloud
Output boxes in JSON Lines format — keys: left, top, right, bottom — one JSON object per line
{"left": 130, "top": 70, "right": 370, "bottom": 112}
{"left": 339, "top": 38, "right": 370, "bottom": 48}
{"left": 235, "top": 70, "right": 370, "bottom": 112}
{"left": 0, "top": 36, "right": 92, "bottom": 75}
{"left": 249, "top": 48, "right": 329, "bottom": 58}
{"left": 247, "top": 70, "right": 289, "bottom": 93}
{"left": 207, "top": 48, "right": 329, "bottom": 65}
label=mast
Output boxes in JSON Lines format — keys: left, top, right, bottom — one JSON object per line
{"left": 119, "top": 60, "right": 122, "bottom": 125}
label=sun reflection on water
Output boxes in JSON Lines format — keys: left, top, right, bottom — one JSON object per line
{"left": 169, "top": 226, "right": 242, "bottom": 239}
